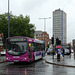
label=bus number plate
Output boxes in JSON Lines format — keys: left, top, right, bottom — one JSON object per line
{"left": 13, "top": 56, "right": 19, "bottom": 58}
{"left": 14, "top": 60, "right": 19, "bottom": 62}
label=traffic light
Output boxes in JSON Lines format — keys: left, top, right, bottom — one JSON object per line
{"left": 56, "top": 37, "right": 59, "bottom": 45}
{"left": 56, "top": 37, "right": 61, "bottom": 45}
{"left": 51, "top": 37, "right": 54, "bottom": 44}
{"left": 59, "top": 40, "right": 61, "bottom": 45}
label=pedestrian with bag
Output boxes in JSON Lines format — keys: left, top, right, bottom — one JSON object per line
{"left": 62, "top": 48, "right": 65, "bottom": 57}
{"left": 56, "top": 48, "right": 61, "bottom": 60}
{"left": 52, "top": 49, "right": 55, "bottom": 59}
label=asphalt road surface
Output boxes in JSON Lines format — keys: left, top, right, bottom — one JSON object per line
{"left": 0, "top": 57, "right": 75, "bottom": 75}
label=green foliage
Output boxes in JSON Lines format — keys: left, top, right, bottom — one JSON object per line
{"left": 0, "top": 12, "right": 35, "bottom": 44}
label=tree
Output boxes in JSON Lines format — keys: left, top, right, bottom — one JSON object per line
{"left": 0, "top": 12, "right": 35, "bottom": 45}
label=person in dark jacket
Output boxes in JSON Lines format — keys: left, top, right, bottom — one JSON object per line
{"left": 56, "top": 48, "right": 61, "bottom": 60}
{"left": 62, "top": 48, "right": 65, "bottom": 57}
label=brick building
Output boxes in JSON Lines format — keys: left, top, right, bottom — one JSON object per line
{"left": 34, "top": 31, "right": 49, "bottom": 47}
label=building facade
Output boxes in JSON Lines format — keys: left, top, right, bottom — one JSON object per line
{"left": 72, "top": 39, "right": 75, "bottom": 48}
{"left": 34, "top": 31, "right": 49, "bottom": 47}
{"left": 53, "top": 9, "right": 67, "bottom": 44}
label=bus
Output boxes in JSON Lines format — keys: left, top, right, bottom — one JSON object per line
{"left": 6, "top": 37, "right": 45, "bottom": 62}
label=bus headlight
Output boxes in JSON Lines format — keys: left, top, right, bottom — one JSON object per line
{"left": 6, "top": 58, "right": 9, "bottom": 60}
{"left": 23, "top": 56, "right": 28, "bottom": 60}
{"left": 25, "top": 58, "right": 26, "bottom": 60}
{"left": 23, "top": 58, "right": 27, "bottom": 60}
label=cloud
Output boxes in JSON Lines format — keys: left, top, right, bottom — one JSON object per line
{"left": 22, "top": 0, "right": 47, "bottom": 11}
{"left": 0, "top": 0, "right": 7, "bottom": 13}
{"left": 9, "top": 0, "right": 47, "bottom": 15}
{"left": 0, "top": 0, "right": 75, "bottom": 43}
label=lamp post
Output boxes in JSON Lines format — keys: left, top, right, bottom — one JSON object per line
{"left": 8, "top": 0, "right": 10, "bottom": 37}
{"left": 39, "top": 17, "right": 51, "bottom": 49}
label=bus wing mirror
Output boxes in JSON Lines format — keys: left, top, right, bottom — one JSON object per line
{"left": 29, "top": 43, "right": 31, "bottom": 47}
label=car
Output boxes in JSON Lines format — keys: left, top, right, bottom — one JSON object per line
{"left": 47, "top": 48, "right": 53, "bottom": 55}
{"left": 64, "top": 48, "right": 70, "bottom": 55}
{"left": 1, "top": 49, "right": 6, "bottom": 55}
{"left": 71, "top": 49, "right": 74, "bottom": 53}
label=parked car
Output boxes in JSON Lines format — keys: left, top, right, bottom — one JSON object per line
{"left": 1, "top": 49, "right": 6, "bottom": 55}
{"left": 71, "top": 49, "right": 74, "bottom": 53}
{"left": 47, "top": 48, "right": 52, "bottom": 55}
{"left": 64, "top": 48, "right": 70, "bottom": 55}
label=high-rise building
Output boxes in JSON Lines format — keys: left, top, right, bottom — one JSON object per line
{"left": 53, "top": 9, "right": 67, "bottom": 44}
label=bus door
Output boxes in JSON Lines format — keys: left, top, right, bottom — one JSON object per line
{"left": 28, "top": 43, "right": 32, "bottom": 59}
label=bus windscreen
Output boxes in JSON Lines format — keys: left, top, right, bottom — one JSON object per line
{"left": 7, "top": 38, "right": 27, "bottom": 56}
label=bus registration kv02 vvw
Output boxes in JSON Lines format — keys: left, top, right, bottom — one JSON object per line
{"left": 6, "top": 37, "right": 45, "bottom": 62}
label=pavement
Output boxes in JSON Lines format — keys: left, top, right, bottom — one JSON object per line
{"left": 45, "top": 53, "right": 75, "bottom": 68}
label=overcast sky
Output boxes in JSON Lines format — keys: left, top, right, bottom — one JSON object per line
{"left": 0, "top": 0, "right": 75, "bottom": 43}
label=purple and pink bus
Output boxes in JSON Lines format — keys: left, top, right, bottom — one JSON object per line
{"left": 6, "top": 37, "right": 45, "bottom": 62}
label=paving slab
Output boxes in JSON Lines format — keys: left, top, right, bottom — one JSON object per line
{"left": 45, "top": 53, "right": 75, "bottom": 67}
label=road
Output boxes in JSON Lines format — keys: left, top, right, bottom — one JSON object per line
{"left": 0, "top": 56, "right": 75, "bottom": 75}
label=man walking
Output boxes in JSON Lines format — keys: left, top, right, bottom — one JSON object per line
{"left": 56, "top": 48, "right": 61, "bottom": 60}
{"left": 62, "top": 48, "right": 65, "bottom": 57}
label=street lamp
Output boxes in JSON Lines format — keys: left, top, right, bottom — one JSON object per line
{"left": 8, "top": 0, "right": 10, "bottom": 37}
{"left": 39, "top": 17, "right": 51, "bottom": 48}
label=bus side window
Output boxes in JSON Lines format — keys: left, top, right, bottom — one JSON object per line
{"left": 36, "top": 43, "right": 41, "bottom": 51}
{"left": 36, "top": 43, "right": 39, "bottom": 51}
{"left": 41, "top": 44, "right": 45, "bottom": 51}
{"left": 40, "top": 44, "right": 42, "bottom": 51}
